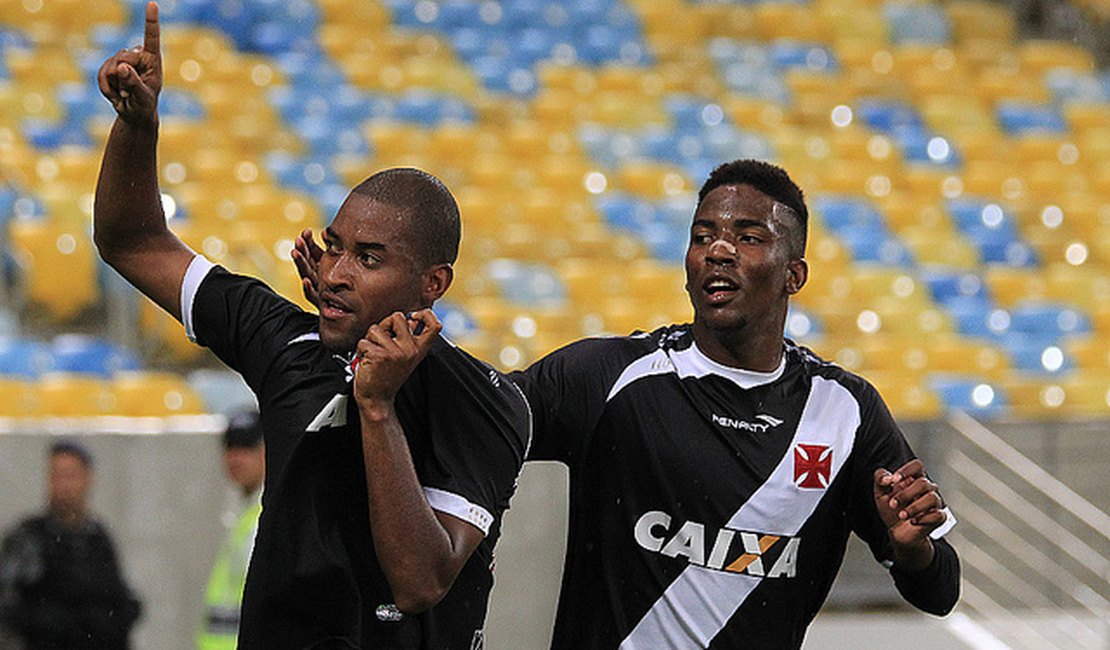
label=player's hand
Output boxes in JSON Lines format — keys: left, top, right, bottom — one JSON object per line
{"left": 873, "top": 459, "right": 946, "bottom": 568}
{"left": 353, "top": 310, "right": 442, "bottom": 416}
{"left": 292, "top": 227, "right": 324, "bottom": 308}
{"left": 97, "top": 1, "right": 162, "bottom": 124}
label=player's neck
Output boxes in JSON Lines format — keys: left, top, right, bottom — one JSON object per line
{"left": 692, "top": 322, "right": 784, "bottom": 372}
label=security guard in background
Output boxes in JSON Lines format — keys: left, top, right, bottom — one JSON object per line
{"left": 198, "top": 411, "right": 264, "bottom": 650}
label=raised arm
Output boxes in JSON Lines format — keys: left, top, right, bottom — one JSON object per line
{"left": 94, "top": 1, "right": 194, "bottom": 319}
{"left": 353, "top": 310, "right": 485, "bottom": 613}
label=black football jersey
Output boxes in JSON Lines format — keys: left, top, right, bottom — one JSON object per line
{"left": 183, "top": 258, "right": 532, "bottom": 649}
{"left": 512, "top": 324, "right": 957, "bottom": 649}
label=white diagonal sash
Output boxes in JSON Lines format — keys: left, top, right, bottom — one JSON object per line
{"left": 619, "top": 376, "right": 860, "bottom": 649}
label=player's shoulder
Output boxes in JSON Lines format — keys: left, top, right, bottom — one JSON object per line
{"left": 552, "top": 323, "right": 683, "bottom": 363}
{"left": 424, "top": 336, "right": 525, "bottom": 400}
{"left": 787, "top": 339, "right": 883, "bottom": 403}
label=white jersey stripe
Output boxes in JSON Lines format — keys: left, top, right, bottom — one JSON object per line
{"left": 620, "top": 376, "right": 860, "bottom": 649}
{"left": 423, "top": 487, "right": 494, "bottom": 536}
{"left": 608, "top": 345, "right": 786, "bottom": 403}
{"left": 181, "top": 254, "right": 216, "bottom": 342}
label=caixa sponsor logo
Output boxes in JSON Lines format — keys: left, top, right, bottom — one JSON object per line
{"left": 633, "top": 511, "right": 800, "bottom": 578}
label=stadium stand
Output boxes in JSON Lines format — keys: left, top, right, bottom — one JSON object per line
{"left": 1, "top": 0, "right": 1108, "bottom": 422}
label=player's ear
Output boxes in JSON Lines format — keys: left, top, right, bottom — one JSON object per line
{"left": 785, "top": 258, "right": 807, "bottom": 295}
{"left": 421, "top": 263, "right": 453, "bottom": 304}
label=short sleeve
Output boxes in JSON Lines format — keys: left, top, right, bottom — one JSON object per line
{"left": 188, "top": 265, "right": 315, "bottom": 393}
{"left": 401, "top": 348, "right": 531, "bottom": 536}
{"left": 509, "top": 337, "right": 631, "bottom": 465}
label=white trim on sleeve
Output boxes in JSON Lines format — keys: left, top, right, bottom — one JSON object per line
{"left": 423, "top": 487, "right": 493, "bottom": 536}
{"left": 181, "top": 255, "right": 217, "bottom": 342}
{"left": 930, "top": 506, "right": 957, "bottom": 540}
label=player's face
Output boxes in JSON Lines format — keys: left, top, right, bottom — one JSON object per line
{"left": 48, "top": 452, "right": 91, "bottom": 515}
{"left": 684, "top": 183, "right": 805, "bottom": 339}
{"left": 316, "top": 193, "right": 426, "bottom": 353}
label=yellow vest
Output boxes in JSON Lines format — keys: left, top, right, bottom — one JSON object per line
{"left": 197, "top": 496, "right": 261, "bottom": 650}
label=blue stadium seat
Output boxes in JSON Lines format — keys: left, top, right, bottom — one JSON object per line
{"left": 785, "top": 305, "right": 823, "bottom": 340}
{"left": 434, "top": 301, "right": 481, "bottom": 340}
{"left": 55, "top": 81, "right": 116, "bottom": 124}
{"left": 485, "top": 259, "right": 567, "bottom": 307}
{"left": 21, "top": 118, "right": 93, "bottom": 149}
{"left": 837, "top": 230, "right": 914, "bottom": 266}
{"left": 1009, "top": 303, "right": 1091, "bottom": 337}
{"left": 0, "top": 337, "right": 54, "bottom": 379}
{"left": 944, "top": 297, "right": 1003, "bottom": 339}
{"left": 50, "top": 334, "right": 141, "bottom": 377}
{"left": 854, "top": 100, "right": 925, "bottom": 133}
{"left": 929, "top": 375, "right": 1007, "bottom": 417}
{"left": 1044, "top": 69, "right": 1110, "bottom": 104}
{"left": 767, "top": 42, "right": 837, "bottom": 72}
{"left": 1000, "top": 332, "right": 1073, "bottom": 374}
{"left": 996, "top": 102, "right": 1068, "bottom": 135}
{"left": 920, "top": 271, "right": 991, "bottom": 306}
{"left": 813, "top": 196, "right": 884, "bottom": 230}
{"left": 883, "top": 3, "right": 951, "bottom": 44}
{"left": 895, "top": 130, "right": 960, "bottom": 167}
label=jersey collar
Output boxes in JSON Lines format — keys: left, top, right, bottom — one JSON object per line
{"left": 676, "top": 341, "right": 787, "bottom": 390}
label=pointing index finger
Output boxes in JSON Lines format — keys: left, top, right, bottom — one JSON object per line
{"left": 144, "top": 2, "right": 160, "bottom": 55}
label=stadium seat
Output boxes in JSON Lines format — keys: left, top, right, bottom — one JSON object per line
{"left": 0, "top": 337, "right": 54, "bottom": 379}
{"left": 112, "top": 371, "right": 207, "bottom": 416}
{"left": 7, "top": 218, "right": 99, "bottom": 321}
{"left": 37, "top": 372, "right": 116, "bottom": 417}
{"left": 0, "top": 377, "right": 40, "bottom": 417}
{"left": 51, "top": 334, "right": 142, "bottom": 377}
{"left": 863, "top": 371, "right": 944, "bottom": 420}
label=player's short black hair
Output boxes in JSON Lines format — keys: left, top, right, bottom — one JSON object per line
{"left": 352, "top": 168, "right": 461, "bottom": 269}
{"left": 50, "top": 439, "right": 93, "bottom": 468}
{"left": 697, "top": 159, "right": 808, "bottom": 257}
{"left": 224, "top": 410, "right": 263, "bottom": 449}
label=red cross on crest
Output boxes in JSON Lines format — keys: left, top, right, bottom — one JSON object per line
{"left": 794, "top": 443, "right": 832, "bottom": 489}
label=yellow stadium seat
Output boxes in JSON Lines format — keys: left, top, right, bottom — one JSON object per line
{"left": 960, "top": 159, "right": 1024, "bottom": 197}
{"left": 817, "top": 2, "right": 889, "bottom": 45}
{"left": 921, "top": 96, "right": 999, "bottom": 136}
{"left": 365, "top": 122, "right": 431, "bottom": 160}
{"left": 974, "top": 67, "right": 1051, "bottom": 104}
{"left": 700, "top": 4, "right": 760, "bottom": 40}
{"left": 1058, "top": 371, "right": 1110, "bottom": 417}
{"left": 1000, "top": 374, "right": 1071, "bottom": 420}
{"left": 137, "top": 297, "right": 207, "bottom": 364}
{"left": 614, "top": 161, "right": 692, "bottom": 198}
{"left": 863, "top": 370, "right": 944, "bottom": 419}
{"left": 899, "top": 227, "right": 981, "bottom": 270}
{"left": 1067, "top": 336, "right": 1110, "bottom": 371}
{"left": 947, "top": 1, "right": 1016, "bottom": 45}
{"left": 1064, "top": 104, "right": 1110, "bottom": 133}
{"left": 5, "top": 48, "right": 81, "bottom": 85}
{"left": 8, "top": 219, "right": 99, "bottom": 322}
{"left": 0, "top": 378, "right": 40, "bottom": 417}
{"left": 38, "top": 373, "right": 115, "bottom": 417}
{"left": 112, "top": 371, "right": 207, "bottom": 416}
{"left": 754, "top": 3, "right": 828, "bottom": 42}
{"left": 530, "top": 89, "right": 590, "bottom": 128}
{"left": 1019, "top": 40, "right": 1096, "bottom": 73}
{"left": 983, "top": 267, "right": 1049, "bottom": 307}
{"left": 1044, "top": 264, "right": 1110, "bottom": 304}
{"left": 1079, "top": 127, "right": 1110, "bottom": 164}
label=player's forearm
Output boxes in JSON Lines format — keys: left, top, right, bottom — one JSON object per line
{"left": 891, "top": 538, "right": 960, "bottom": 615}
{"left": 93, "top": 116, "right": 170, "bottom": 262}
{"left": 359, "top": 404, "right": 462, "bottom": 613}
{"left": 890, "top": 535, "right": 934, "bottom": 572}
